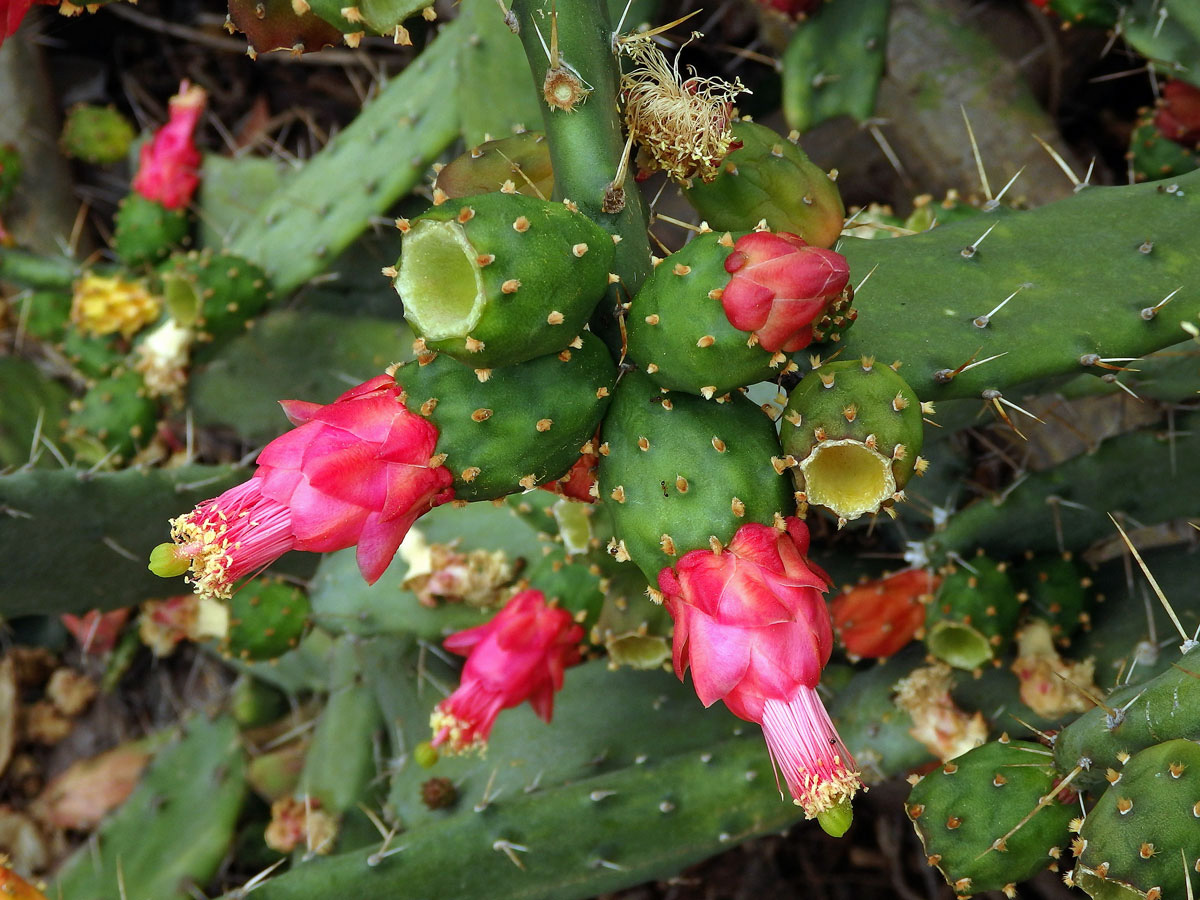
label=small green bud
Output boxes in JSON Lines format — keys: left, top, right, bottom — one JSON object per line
{"left": 816, "top": 797, "right": 853, "bottom": 837}
{"left": 414, "top": 741, "right": 439, "bottom": 769}
{"left": 148, "top": 542, "right": 190, "bottom": 578}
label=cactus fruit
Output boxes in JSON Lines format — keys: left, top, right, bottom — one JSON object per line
{"left": 434, "top": 131, "right": 555, "bottom": 200}
{"left": 393, "top": 193, "right": 615, "bottom": 367}
{"left": 1070, "top": 739, "right": 1200, "bottom": 900}
{"left": 392, "top": 331, "right": 616, "bottom": 501}
{"left": 1014, "top": 552, "right": 1095, "bottom": 642}
{"left": 160, "top": 248, "right": 272, "bottom": 346}
{"left": 905, "top": 738, "right": 1077, "bottom": 898}
{"left": 64, "top": 368, "right": 158, "bottom": 465}
{"left": 1155, "top": 79, "right": 1200, "bottom": 148}
{"left": 59, "top": 103, "right": 136, "bottom": 165}
{"left": 113, "top": 193, "right": 190, "bottom": 267}
{"left": 224, "top": 577, "right": 312, "bottom": 661}
{"left": 684, "top": 121, "right": 845, "bottom": 248}
{"left": 1129, "top": 115, "right": 1198, "bottom": 183}
{"left": 595, "top": 369, "right": 793, "bottom": 584}
{"left": 1053, "top": 646, "right": 1200, "bottom": 790}
{"left": 924, "top": 553, "right": 1021, "bottom": 670}
{"left": 831, "top": 568, "right": 938, "bottom": 658}
{"left": 625, "top": 231, "right": 851, "bottom": 395}
{"left": 781, "top": 358, "right": 925, "bottom": 524}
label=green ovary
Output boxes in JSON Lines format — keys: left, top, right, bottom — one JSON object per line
{"left": 395, "top": 219, "right": 484, "bottom": 340}
{"left": 800, "top": 439, "right": 895, "bottom": 520}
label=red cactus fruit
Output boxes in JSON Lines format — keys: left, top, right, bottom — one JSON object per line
{"left": 831, "top": 569, "right": 938, "bottom": 659}
{"left": 1155, "top": 79, "right": 1200, "bottom": 149}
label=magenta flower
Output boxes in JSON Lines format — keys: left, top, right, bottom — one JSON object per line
{"left": 151, "top": 375, "right": 454, "bottom": 598}
{"left": 131, "top": 81, "right": 206, "bottom": 210}
{"left": 431, "top": 589, "right": 583, "bottom": 754}
{"left": 658, "top": 517, "right": 861, "bottom": 824}
{"left": 721, "top": 231, "right": 850, "bottom": 353}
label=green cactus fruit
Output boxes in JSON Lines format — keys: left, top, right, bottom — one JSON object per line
{"left": 224, "top": 577, "right": 312, "bottom": 662}
{"left": 113, "top": 193, "right": 189, "bottom": 267}
{"left": 595, "top": 369, "right": 793, "bottom": 584}
{"left": 1037, "top": 0, "right": 1120, "bottom": 29}
{"left": 1128, "top": 115, "right": 1198, "bottom": 183}
{"left": 1053, "top": 645, "right": 1200, "bottom": 791}
{"left": 64, "top": 368, "right": 157, "bottom": 465}
{"left": 903, "top": 191, "right": 982, "bottom": 232}
{"left": 159, "top": 248, "right": 271, "bottom": 346}
{"left": 17, "top": 290, "right": 72, "bottom": 342}
{"left": 393, "top": 331, "right": 616, "bottom": 501}
{"left": 59, "top": 104, "right": 136, "bottom": 165}
{"left": 434, "top": 131, "right": 554, "bottom": 200}
{"left": 393, "top": 192, "right": 615, "bottom": 367}
{"left": 924, "top": 553, "right": 1021, "bottom": 670}
{"left": 1071, "top": 739, "right": 1200, "bottom": 900}
{"left": 624, "top": 232, "right": 789, "bottom": 395}
{"left": 0, "top": 143, "right": 20, "bottom": 207}
{"left": 780, "top": 358, "right": 925, "bottom": 524}
{"left": 906, "top": 738, "right": 1076, "bottom": 898}
{"left": 683, "top": 121, "right": 844, "bottom": 248}
{"left": 1015, "top": 552, "right": 1095, "bottom": 643}
{"left": 229, "top": 675, "right": 288, "bottom": 727}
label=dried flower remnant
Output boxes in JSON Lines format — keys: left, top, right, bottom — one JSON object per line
{"left": 893, "top": 663, "right": 987, "bottom": 762}
{"left": 619, "top": 33, "right": 747, "bottom": 184}
{"left": 1010, "top": 620, "right": 1097, "bottom": 719}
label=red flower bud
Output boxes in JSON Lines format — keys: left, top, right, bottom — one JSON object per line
{"left": 131, "top": 81, "right": 206, "bottom": 209}
{"left": 721, "top": 231, "right": 850, "bottom": 353}
{"left": 1155, "top": 79, "right": 1200, "bottom": 149}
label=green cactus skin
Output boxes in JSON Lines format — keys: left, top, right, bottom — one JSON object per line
{"left": 905, "top": 739, "right": 1076, "bottom": 898}
{"left": 828, "top": 647, "right": 937, "bottom": 783}
{"left": 0, "top": 464, "right": 243, "bottom": 615}
{"left": 64, "top": 368, "right": 158, "bottom": 466}
{"left": 903, "top": 191, "right": 982, "bottom": 232}
{"left": 395, "top": 193, "right": 614, "bottom": 367}
{"left": 526, "top": 547, "right": 606, "bottom": 630}
{"left": 227, "top": 20, "right": 462, "bottom": 294}
{"left": 59, "top": 327, "right": 124, "bottom": 380}
{"left": 456, "top": 0, "right": 543, "bottom": 146}
{"left": 230, "top": 675, "right": 288, "bottom": 728}
{"left": 1122, "top": 0, "right": 1200, "bottom": 87}
{"left": 925, "top": 553, "right": 1020, "bottom": 671}
{"left": 1014, "top": 552, "right": 1095, "bottom": 643}
{"left": 160, "top": 248, "right": 272, "bottom": 347}
{"left": 511, "top": 0, "right": 652, "bottom": 354}
{"left": 224, "top": 577, "right": 312, "bottom": 662}
{"left": 780, "top": 358, "right": 924, "bottom": 523}
{"left": 1072, "top": 739, "right": 1200, "bottom": 900}
{"left": 113, "top": 193, "right": 190, "bottom": 268}
{"left": 782, "top": 0, "right": 891, "bottom": 134}
{"left": 306, "top": 0, "right": 429, "bottom": 41}
{"left": 51, "top": 715, "right": 246, "bottom": 900}
{"left": 436, "top": 131, "right": 554, "bottom": 200}
{"left": 59, "top": 103, "right": 136, "bottom": 165}
{"left": 1053, "top": 646, "right": 1200, "bottom": 791}
{"left": 684, "top": 121, "right": 845, "bottom": 248}
{"left": 1037, "top": 0, "right": 1119, "bottom": 28}
{"left": 589, "top": 552, "right": 674, "bottom": 670}
{"left": 595, "top": 369, "right": 793, "bottom": 584}
{"left": 926, "top": 416, "right": 1200, "bottom": 563}
{"left": 394, "top": 332, "right": 615, "bottom": 501}
{"left": 837, "top": 168, "right": 1200, "bottom": 400}
{"left": 623, "top": 232, "right": 789, "bottom": 395}
{"left": 0, "top": 143, "right": 20, "bottom": 206}
{"left": 240, "top": 663, "right": 807, "bottom": 900}
{"left": 0, "top": 356, "right": 70, "bottom": 469}
{"left": 1129, "top": 116, "right": 1199, "bottom": 183}
{"left": 15, "top": 289, "right": 71, "bottom": 342}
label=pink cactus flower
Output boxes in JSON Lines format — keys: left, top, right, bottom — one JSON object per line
{"left": 431, "top": 589, "right": 583, "bottom": 753}
{"left": 131, "top": 81, "right": 207, "bottom": 210}
{"left": 657, "top": 517, "right": 861, "bottom": 824}
{"left": 151, "top": 374, "right": 454, "bottom": 598}
{"left": 721, "top": 231, "right": 850, "bottom": 353}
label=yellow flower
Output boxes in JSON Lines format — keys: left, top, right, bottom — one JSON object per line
{"left": 70, "top": 273, "right": 161, "bottom": 338}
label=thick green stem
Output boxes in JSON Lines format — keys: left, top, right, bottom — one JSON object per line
{"left": 511, "top": 0, "right": 650, "bottom": 354}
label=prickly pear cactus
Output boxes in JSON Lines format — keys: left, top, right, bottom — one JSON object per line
{"left": 924, "top": 553, "right": 1021, "bottom": 671}
{"left": 113, "top": 193, "right": 190, "bottom": 267}
{"left": 906, "top": 738, "right": 1076, "bottom": 897}
{"left": 224, "top": 577, "right": 312, "bottom": 661}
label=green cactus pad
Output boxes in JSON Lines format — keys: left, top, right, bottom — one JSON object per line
{"left": 1040, "top": 0, "right": 1120, "bottom": 28}
{"left": 1015, "top": 552, "right": 1095, "bottom": 642}
{"left": 59, "top": 327, "right": 124, "bottom": 380}
{"left": 906, "top": 739, "right": 1076, "bottom": 898}
{"left": 596, "top": 369, "right": 793, "bottom": 584}
{"left": 624, "top": 231, "right": 791, "bottom": 395}
{"left": 59, "top": 103, "right": 136, "bottom": 165}
{"left": 1072, "top": 739, "right": 1200, "bottom": 900}
{"left": 160, "top": 248, "right": 271, "bottom": 346}
{"left": 17, "top": 290, "right": 72, "bottom": 342}
{"left": 435, "top": 131, "right": 554, "bottom": 200}
{"left": 113, "top": 193, "right": 190, "bottom": 267}
{"left": 925, "top": 553, "right": 1020, "bottom": 670}
{"left": 64, "top": 368, "right": 158, "bottom": 465}
{"left": 393, "top": 331, "right": 616, "bottom": 501}
{"left": 1053, "top": 645, "right": 1200, "bottom": 791}
{"left": 781, "top": 358, "right": 924, "bottom": 523}
{"left": 395, "top": 192, "right": 614, "bottom": 367}
{"left": 684, "top": 121, "right": 844, "bottom": 248}
{"left": 1129, "top": 117, "right": 1198, "bottom": 183}
{"left": 224, "top": 577, "right": 312, "bottom": 661}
